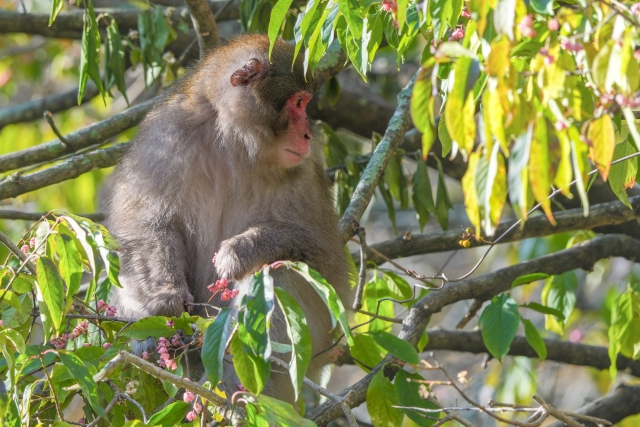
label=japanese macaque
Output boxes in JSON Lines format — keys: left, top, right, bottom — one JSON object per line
{"left": 106, "top": 34, "right": 352, "bottom": 402}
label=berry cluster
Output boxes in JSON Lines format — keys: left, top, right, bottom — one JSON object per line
{"left": 207, "top": 278, "right": 239, "bottom": 301}
{"left": 97, "top": 300, "right": 117, "bottom": 317}
{"left": 157, "top": 336, "right": 178, "bottom": 370}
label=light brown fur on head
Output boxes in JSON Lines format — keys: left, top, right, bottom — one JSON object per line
{"left": 107, "top": 34, "right": 352, "bottom": 403}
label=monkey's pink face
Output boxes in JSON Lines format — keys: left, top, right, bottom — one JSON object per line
{"left": 282, "top": 91, "right": 313, "bottom": 166}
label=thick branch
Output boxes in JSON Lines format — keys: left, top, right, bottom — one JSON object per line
{"left": 0, "top": 143, "right": 129, "bottom": 201}
{"left": 546, "top": 383, "right": 640, "bottom": 427}
{"left": 184, "top": 0, "right": 220, "bottom": 54}
{"left": 424, "top": 329, "right": 640, "bottom": 377}
{"left": 0, "top": 99, "right": 153, "bottom": 174}
{"left": 361, "top": 195, "right": 640, "bottom": 264}
{"left": 338, "top": 72, "right": 417, "bottom": 244}
{"left": 0, "top": 82, "right": 99, "bottom": 130}
{"left": 0, "top": 5, "right": 238, "bottom": 38}
{"left": 308, "top": 235, "right": 640, "bottom": 425}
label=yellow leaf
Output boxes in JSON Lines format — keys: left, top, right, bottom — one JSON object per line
{"left": 487, "top": 37, "right": 510, "bottom": 78}
{"left": 587, "top": 114, "right": 615, "bottom": 181}
{"left": 462, "top": 151, "right": 481, "bottom": 234}
{"left": 529, "top": 116, "right": 556, "bottom": 224}
{"left": 463, "top": 92, "right": 477, "bottom": 155}
{"left": 554, "top": 129, "right": 573, "bottom": 196}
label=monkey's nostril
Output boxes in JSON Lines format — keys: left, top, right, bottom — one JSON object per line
{"left": 297, "top": 98, "right": 303, "bottom": 108}
{"left": 304, "top": 134, "right": 311, "bottom": 140}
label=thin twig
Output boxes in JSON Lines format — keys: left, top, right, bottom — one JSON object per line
{"left": 43, "top": 111, "right": 70, "bottom": 148}
{"left": 0, "top": 229, "right": 36, "bottom": 274}
{"left": 352, "top": 225, "right": 368, "bottom": 310}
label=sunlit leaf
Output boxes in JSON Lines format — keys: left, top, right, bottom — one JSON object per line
{"left": 58, "top": 351, "right": 107, "bottom": 418}
{"left": 367, "top": 369, "right": 403, "bottom": 427}
{"left": 541, "top": 272, "right": 578, "bottom": 334}
{"left": 529, "top": 116, "right": 555, "bottom": 223}
{"left": 609, "top": 140, "right": 638, "bottom": 208}
{"left": 202, "top": 308, "right": 233, "bottom": 388}
{"left": 35, "top": 257, "right": 66, "bottom": 339}
{"left": 478, "top": 293, "right": 520, "bottom": 360}
{"left": 274, "top": 287, "right": 312, "bottom": 399}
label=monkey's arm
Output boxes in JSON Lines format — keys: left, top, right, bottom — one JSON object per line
{"left": 214, "top": 222, "right": 319, "bottom": 281}
{"left": 111, "top": 224, "right": 194, "bottom": 318}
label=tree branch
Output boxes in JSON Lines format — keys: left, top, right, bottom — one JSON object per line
{"left": 0, "top": 99, "right": 153, "bottom": 174}
{"left": 338, "top": 71, "right": 418, "bottom": 244}
{"left": 0, "top": 82, "right": 99, "bottom": 130}
{"left": 423, "top": 329, "right": 640, "bottom": 377}
{"left": 0, "top": 143, "right": 129, "bottom": 201}
{"left": 361, "top": 195, "right": 640, "bottom": 264}
{"left": 546, "top": 383, "right": 640, "bottom": 427}
{"left": 0, "top": 210, "right": 104, "bottom": 222}
{"left": 0, "top": 5, "right": 238, "bottom": 38}
{"left": 307, "top": 234, "right": 640, "bottom": 425}
{"left": 183, "top": 0, "right": 220, "bottom": 55}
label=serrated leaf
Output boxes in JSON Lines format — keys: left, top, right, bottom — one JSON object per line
{"left": 478, "top": 293, "right": 520, "bottom": 361}
{"left": 609, "top": 140, "right": 638, "bottom": 208}
{"left": 36, "top": 257, "right": 66, "bottom": 339}
{"left": 541, "top": 272, "right": 578, "bottom": 334}
{"left": 522, "top": 318, "right": 547, "bottom": 360}
{"left": 202, "top": 308, "right": 233, "bottom": 388}
{"left": 608, "top": 286, "right": 640, "bottom": 379}
{"left": 371, "top": 331, "right": 419, "bottom": 364}
{"left": 338, "top": 0, "right": 363, "bottom": 40}
{"left": 412, "top": 158, "right": 435, "bottom": 232}
{"left": 58, "top": 351, "right": 107, "bottom": 418}
{"left": 367, "top": 369, "right": 403, "bottom": 427}
{"left": 588, "top": 115, "right": 615, "bottom": 181}
{"left": 274, "top": 288, "right": 312, "bottom": 399}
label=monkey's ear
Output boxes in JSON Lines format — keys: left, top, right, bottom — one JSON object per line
{"left": 230, "top": 58, "right": 263, "bottom": 87}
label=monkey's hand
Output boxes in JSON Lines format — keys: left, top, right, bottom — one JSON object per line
{"left": 149, "top": 285, "right": 195, "bottom": 316}
{"left": 214, "top": 235, "right": 262, "bottom": 281}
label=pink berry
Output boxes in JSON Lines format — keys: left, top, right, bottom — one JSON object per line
{"left": 449, "top": 27, "right": 465, "bottom": 41}
{"left": 461, "top": 8, "right": 471, "bottom": 19}
{"left": 555, "top": 121, "right": 568, "bottom": 131}
{"left": 631, "top": 3, "right": 640, "bottom": 16}
{"left": 103, "top": 342, "right": 112, "bottom": 349}
{"left": 166, "top": 319, "right": 174, "bottom": 327}
{"left": 29, "top": 237, "right": 36, "bottom": 248}
{"left": 183, "top": 391, "right": 196, "bottom": 403}
{"left": 193, "top": 402, "right": 203, "bottom": 414}
{"left": 166, "top": 359, "right": 177, "bottom": 370}
{"left": 220, "top": 289, "right": 233, "bottom": 301}
{"left": 186, "top": 411, "right": 197, "bottom": 421}
{"left": 547, "top": 18, "right": 559, "bottom": 31}
{"left": 518, "top": 15, "right": 536, "bottom": 38}
{"left": 141, "top": 351, "right": 149, "bottom": 360}
{"left": 97, "top": 300, "right": 107, "bottom": 312}
{"left": 83, "top": 343, "right": 91, "bottom": 347}
{"left": 20, "top": 245, "right": 29, "bottom": 255}
{"left": 616, "top": 94, "right": 629, "bottom": 107}
{"left": 0, "top": 320, "right": 5, "bottom": 327}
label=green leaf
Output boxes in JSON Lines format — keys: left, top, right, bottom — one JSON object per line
{"left": 445, "top": 57, "right": 473, "bottom": 148}
{"left": 106, "top": 21, "right": 129, "bottom": 104}
{"left": 529, "top": 116, "right": 554, "bottom": 223}
{"left": 412, "top": 158, "right": 436, "bottom": 232}
{"left": 384, "top": 155, "right": 409, "bottom": 210}
{"left": 146, "top": 401, "right": 190, "bottom": 427}
{"left": 394, "top": 370, "right": 440, "bottom": 426}
{"left": 49, "top": 0, "right": 64, "bottom": 25}
{"left": 431, "top": 0, "right": 453, "bottom": 41}
{"left": 202, "top": 308, "right": 233, "bottom": 388}
{"left": 382, "top": 271, "right": 413, "bottom": 300}
{"left": 121, "top": 316, "right": 177, "bottom": 340}
{"left": 478, "top": 293, "right": 520, "bottom": 361}
{"left": 11, "top": 274, "right": 35, "bottom": 294}
{"left": 288, "top": 262, "right": 354, "bottom": 346}
{"left": 371, "top": 331, "right": 419, "bottom": 364}
{"left": 609, "top": 140, "right": 638, "bottom": 208}
{"left": 230, "top": 333, "right": 262, "bottom": 395}
{"left": 58, "top": 351, "right": 107, "bottom": 418}
{"left": 236, "top": 270, "right": 275, "bottom": 394}
{"left": 520, "top": 302, "right": 565, "bottom": 320}
{"left": 350, "top": 333, "right": 386, "bottom": 370}
{"left": 268, "top": 0, "right": 295, "bottom": 57}
{"left": 367, "top": 369, "right": 403, "bottom": 427}
{"left": 541, "top": 272, "right": 578, "bottom": 334}
{"left": 274, "top": 287, "right": 312, "bottom": 399}
{"left": 354, "top": 276, "right": 395, "bottom": 333}
{"left": 245, "top": 394, "right": 317, "bottom": 426}
{"left": 522, "top": 318, "right": 547, "bottom": 360}
{"left": 78, "top": 1, "right": 105, "bottom": 104}
{"left": 608, "top": 286, "right": 640, "bottom": 379}
{"left": 36, "top": 257, "right": 66, "bottom": 339}
{"left": 1, "top": 328, "right": 26, "bottom": 354}
{"left": 511, "top": 273, "right": 550, "bottom": 288}
{"left": 338, "top": 0, "right": 363, "bottom": 40}
{"left": 378, "top": 181, "right": 398, "bottom": 235}
{"left": 435, "top": 160, "right": 453, "bottom": 230}
{"left": 55, "top": 233, "right": 83, "bottom": 313}
{"left": 0, "top": 290, "right": 21, "bottom": 312}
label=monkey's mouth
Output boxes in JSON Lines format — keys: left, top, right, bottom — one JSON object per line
{"left": 285, "top": 149, "right": 303, "bottom": 157}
